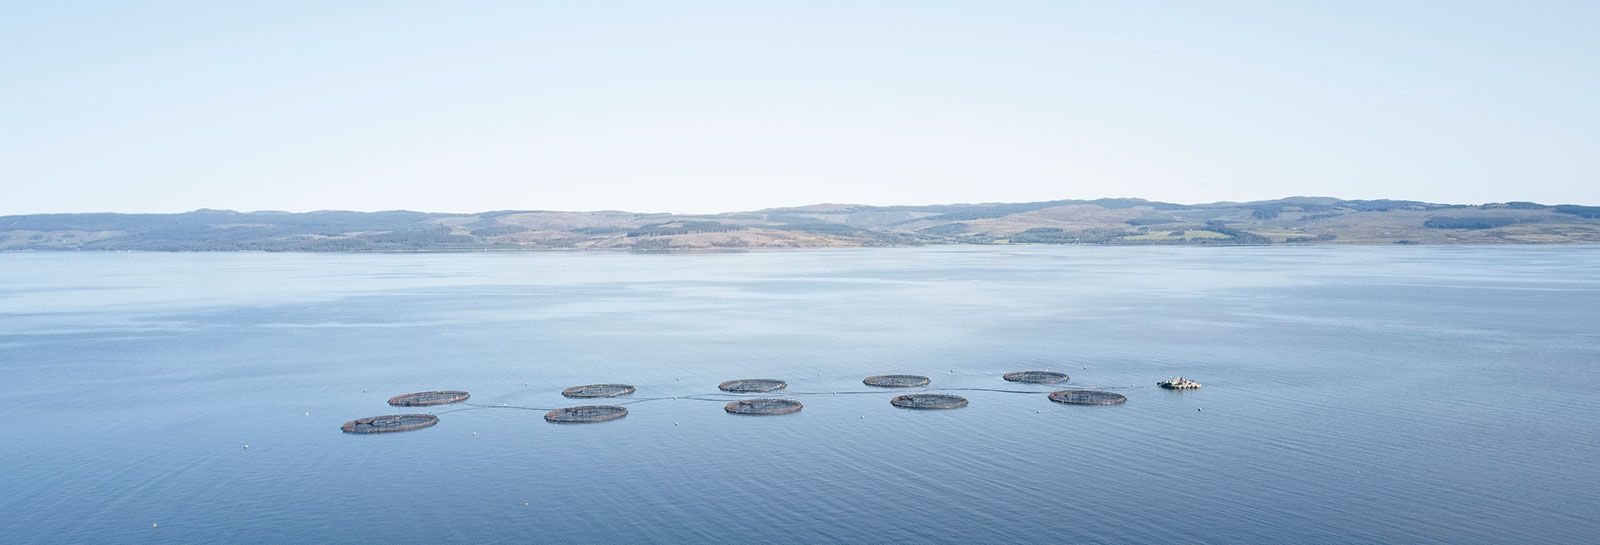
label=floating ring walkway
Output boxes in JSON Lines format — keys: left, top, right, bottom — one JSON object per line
{"left": 718, "top": 379, "right": 787, "bottom": 393}
{"left": 724, "top": 398, "right": 804, "bottom": 415}
{"left": 341, "top": 414, "right": 439, "bottom": 434}
{"left": 387, "top": 390, "right": 470, "bottom": 407}
{"left": 545, "top": 405, "right": 628, "bottom": 423}
{"left": 562, "top": 384, "right": 636, "bottom": 398}
{"left": 890, "top": 393, "right": 968, "bottom": 410}
{"left": 863, "top": 374, "right": 931, "bottom": 388}
{"left": 1002, "top": 371, "right": 1069, "bottom": 384}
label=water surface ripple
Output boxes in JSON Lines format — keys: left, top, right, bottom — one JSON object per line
{"left": 1, "top": 247, "right": 1597, "bottom": 544}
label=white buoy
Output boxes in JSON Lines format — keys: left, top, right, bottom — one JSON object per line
{"left": 152, "top": 523, "right": 157, "bottom": 528}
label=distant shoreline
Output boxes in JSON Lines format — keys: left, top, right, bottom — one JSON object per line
{"left": 6, "top": 242, "right": 1600, "bottom": 256}
{"left": 5, "top": 197, "right": 1599, "bottom": 251}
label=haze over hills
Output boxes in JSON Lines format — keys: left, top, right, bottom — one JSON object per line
{"left": 4, "top": 197, "right": 1600, "bottom": 252}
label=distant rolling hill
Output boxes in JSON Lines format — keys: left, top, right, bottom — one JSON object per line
{"left": 4, "top": 198, "right": 1600, "bottom": 251}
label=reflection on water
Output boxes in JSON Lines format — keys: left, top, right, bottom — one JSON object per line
{"left": 2, "top": 247, "right": 1598, "bottom": 544}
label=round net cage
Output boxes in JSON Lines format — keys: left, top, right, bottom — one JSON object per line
{"left": 863, "top": 374, "right": 930, "bottom": 388}
{"left": 724, "top": 398, "right": 804, "bottom": 415}
{"left": 718, "top": 379, "right": 788, "bottom": 393}
{"left": 1002, "top": 371, "right": 1069, "bottom": 384}
{"left": 1048, "top": 390, "right": 1127, "bottom": 406}
{"left": 341, "top": 414, "right": 439, "bottom": 434}
{"left": 561, "top": 384, "right": 636, "bottom": 398}
{"left": 544, "top": 405, "right": 628, "bottom": 423}
{"left": 387, "top": 390, "right": 470, "bottom": 407}
{"left": 890, "top": 393, "right": 969, "bottom": 410}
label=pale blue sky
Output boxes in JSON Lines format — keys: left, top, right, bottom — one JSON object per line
{"left": 2, "top": 1, "right": 1596, "bottom": 214}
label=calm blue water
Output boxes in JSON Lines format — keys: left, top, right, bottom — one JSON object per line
{"left": 2, "top": 247, "right": 1597, "bottom": 544}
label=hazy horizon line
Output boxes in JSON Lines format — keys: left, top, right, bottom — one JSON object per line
{"left": 7, "top": 195, "right": 1597, "bottom": 217}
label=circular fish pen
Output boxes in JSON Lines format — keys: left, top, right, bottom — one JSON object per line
{"left": 561, "top": 384, "right": 636, "bottom": 398}
{"left": 724, "top": 398, "right": 804, "bottom": 415}
{"left": 544, "top": 405, "right": 628, "bottom": 424}
{"left": 1048, "top": 390, "right": 1127, "bottom": 406}
{"left": 863, "top": 374, "right": 930, "bottom": 388}
{"left": 718, "top": 379, "right": 787, "bottom": 393}
{"left": 1002, "top": 371, "right": 1069, "bottom": 384}
{"left": 341, "top": 414, "right": 439, "bottom": 434}
{"left": 890, "top": 393, "right": 968, "bottom": 410}
{"left": 387, "top": 390, "right": 470, "bottom": 407}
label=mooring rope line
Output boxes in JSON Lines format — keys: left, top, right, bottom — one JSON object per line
{"left": 461, "top": 402, "right": 560, "bottom": 411}
{"left": 934, "top": 387, "right": 1056, "bottom": 394}
{"left": 616, "top": 396, "right": 728, "bottom": 405}
{"left": 742, "top": 390, "right": 883, "bottom": 396}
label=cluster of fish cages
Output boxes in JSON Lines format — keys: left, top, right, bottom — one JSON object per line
{"left": 341, "top": 371, "right": 1193, "bottom": 434}
{"left": 344, "top": 390, "right": 474, "bottom": 434}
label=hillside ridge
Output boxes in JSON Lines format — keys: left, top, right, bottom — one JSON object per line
{"left": 5, "top": 198, "right": 1599, "bottom": 251}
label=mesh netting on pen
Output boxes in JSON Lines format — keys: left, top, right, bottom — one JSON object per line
{"left": 341, "top": 414, "right": 439, "bottom": 434}
{"left": 863, "top": 375, "right": 931, "bottom": 388}
{"left": 1048, "top": 390, "right": 1127, "bottom": 405}
{"left": 890, "top": 393, "right": 969, "bottom": 410}
{"left": 724, "top": 398, "right": 804, "bottom": 415}
{"left": 387, "top": 390, "right": 471, "bottom": 407}
{"left": 562, "top": 384, "right": 637, "bottom": 398}
{"left": 1002, "top": 371, "right": 1069, "bottom": 384}
{"left": 718, "top": 379, "right": 787, "bottom": 393}
{"left": 545, "top": 405, "right": 629, "bottom": 423}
